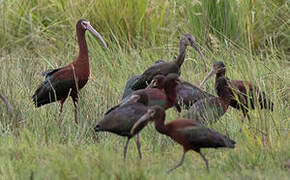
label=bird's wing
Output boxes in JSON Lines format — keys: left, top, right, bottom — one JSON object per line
{"left": 177, "top": 126, "right": 211, "bottom": 140}
{"left": 228, "top": 80, "right": 249, "bottom": 106}
{"left": 121, "top": 75, "right": 140, "bottom": 100}
{"left": 42, "top": 67, "right": 64, "bottom": 78}
{"left": 177, "top": 126, "right": 231, "bottom": 148}
{"left": 177, "top": 82, "right": 215, "bottom": 106}
{"left": 106, "top": 93, "right": 143, "bottom": 115}
{"left": 32, "top": 68, "right": 76, "bottom": 107}
{"left": 104, "top": 104, "right": 120, "bottom": 115}
{"left": 98, "top": 103, "right": 148, "bottom": 136}
{"left": 131, "top": 63, "right": 179, "bottom": 90}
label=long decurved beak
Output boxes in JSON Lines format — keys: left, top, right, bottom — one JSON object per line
{"left": 87, "top": 23, "right": 107, "bottom": 48}
{"left": 199, "top": 67, "right": 216, "bottom": 87}
{"left": 130, "top": 110, "right": 153, "bottom": 136}
{"left": 175, "top": 77, "right": 181, "bottom": 85}
{"left": 120, "top": 94, "right": 140, "bottom": 106}
{"left": 147, "top": 79, "right": 157, "bottom": 89}
{"left": 191, "top": 41, "right": 206, "bottom": 71}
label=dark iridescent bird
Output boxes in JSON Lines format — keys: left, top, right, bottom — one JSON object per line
{"left": 131, "top": 106, "right": 235, "bottom": 172}
{"left": 32, "top": 19, "right": 107, "bottom": 125}
{"left": 200, "top": 61, "right": 274, "bottom": 120}
{"left": 95, "top": 92, "right": 149, "bottom": 159}
{"left": 131, "top": 33, "right": 205, "bottom": 90}
{"left": 186, "top": 77, "right": 233, "bottom": 125}
{"left": 176, "top": 80, "right": 215, "bottom": 109}
{"left": 105, "top": 74, "right": 181, "bottom": 115}
{"left": 121, "top": 60, "right": 165, "bottom": 100}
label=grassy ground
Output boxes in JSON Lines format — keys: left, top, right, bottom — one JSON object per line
{"left": 0, "top": 0, "right": 289, "bottom": 179}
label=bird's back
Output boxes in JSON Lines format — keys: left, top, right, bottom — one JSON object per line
{"left": 229, "top": 79, "right": 273, "bottom": 110}
{"left": 166, "top": 119, "right": 235, "bottom": 150}
{"left": 33, "top": 67, "right": 75, "bottom": 107}
{"left": 33, "top": 62, "right": 90, "bottom": 107}
{"left": 132, "top": 62, "right": 179, "bottom": 90}
{"left": 176, "top": 81, "right": 215, "bottom": 109}
{"left": 97, "top": 103, "right": 148, "bottom": 137}
{"left": 121, "top": 75, "right": 141, "bottom": 100}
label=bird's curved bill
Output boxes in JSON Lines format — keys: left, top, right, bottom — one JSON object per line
{"left": 120, "top": 94, "right": 140, "bottom": 106}
{"left": 191, "top": 42, "right": 206, "bottom": 71}
{"left": 199, "top": 67, "right": 216, "bottom": 87}
{"left": 130, "top": 110, "right": 152, "bottom": 136}
{"left": 87, "top": 23, "right": 107, "bottom": 48}
{"left": 176, "top": 77, "right": 182, "bottom": 84}
{"left": 147, "top": 80, "right": 157, "bottom": 89}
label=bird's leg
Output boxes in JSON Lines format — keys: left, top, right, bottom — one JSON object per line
{"left": 167, "top": 150, "right": 186, "bottom": 173}
{"left": 135, "top": 134, "right": 142, "bottom": 159}
{"left": 72, "top": 98, "right": 78, "bottom": 124}
{"left": 58, "top": 98, "right": 66, "bottom": 127}
{"left": 198, "top": 151, "right": 209, "bottom": 172}
{"left": 123, "top": 138, "right": 130, "bottom": 160}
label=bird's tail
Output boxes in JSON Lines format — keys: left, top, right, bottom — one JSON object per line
{"left": 258, "top": 90, "right": 274, "bottom": 111}
{"left": 131, "top": 76, "right": 148, "bottom": 90}
{"left": 32, "top": 85, "right": 56, "bottom": 107}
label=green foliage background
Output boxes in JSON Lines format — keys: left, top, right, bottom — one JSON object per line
{"left": 0, "top": 0, "right": 289, "bottom": 179}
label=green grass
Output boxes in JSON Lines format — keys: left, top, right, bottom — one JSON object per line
{"left": 0, "top": 0, "right": 289, "bottom": 179}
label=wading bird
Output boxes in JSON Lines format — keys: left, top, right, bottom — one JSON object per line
{"left": 131, "top": 106, "right": 235, "bottom": 172}
{"left": 105, "top": 74, "right": 181, "bottom": 115}
{"left": 186, "top": 77, "right": 233, "bottom": 124}
{"left": 121, "top": 60, "right": 165, "bottom": 100}
{"left": 32, "top": 19, "right": 107, "bottom": 125}
{"left": 200, "top": 61, "right": 274, "bottom": 120}
{"left": 131, "top": 34, "right": 205, "bottom": 90}
{"left": 95, "top": 92, "right": 149, "bottom": 159}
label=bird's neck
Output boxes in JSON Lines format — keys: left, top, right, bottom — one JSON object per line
{"left": 76, "top": 29, "right": 89, "bottom": 61}
{"left": 215, "top": 76, "right": 232, "bottom": 104}
{"left": 164, "top": 85, "right": 177, "bottom": 105}
{"left": 154, "top": 116, "right": 167, "bottom": 134}
{"left": 216, "top": 71, "right": 225, "bottom": 79}
{"left": 174, "top": 43, "right": 187, "bottom": 68}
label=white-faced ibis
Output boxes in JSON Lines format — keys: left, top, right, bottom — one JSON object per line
{"left": 95, "top": 91, "right": 149, "bottom": 159}
{"left": 105, "top": 73, "right": 181, "bottom": 115}
{"left": 121, "top": 60, "right": 165, "bottom": 100}
{"left": 131, "top": 34, "right": 205, "bottom": 90}
{"left": 130, "top": 106, "right": 236, "bottom": 172}
{"left": 176, "top": 80, "right": 215, "bottom": 109}
{"left": 200, "top": 61, "right": 274, "bottom": 120}
{"left": 186, "top": 77, "right": 233, "bottom": 124}
{"left": 32, "top": 19, "right": 107, "bottom": 125}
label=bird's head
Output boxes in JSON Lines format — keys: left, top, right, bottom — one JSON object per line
{"left": 180, "top": 33, "right": 206, "bottom": 71}
{"left": 165, "top": 73, "right": 181, "bottom": 87}
{"left": 130, "top": 106, "right": 165, "bottom": 135}
{"left": 76, "top": 19, "right": 107, "bottom": 48}
{"left": 147, "top": 74, "right": 166, "bottom": 89}
{"left": 200, "top": 61, "right": 226, "bottom": 87}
